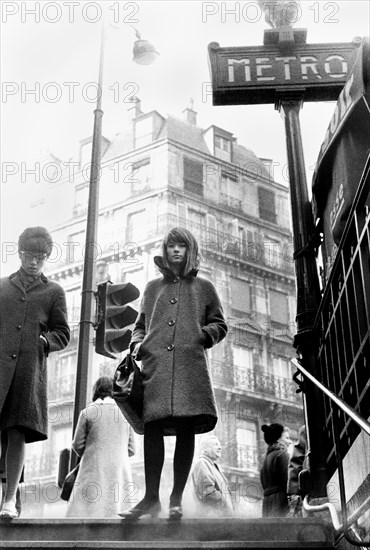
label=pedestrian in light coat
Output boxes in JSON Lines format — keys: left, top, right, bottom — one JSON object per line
{"left": 191, "top": 435, "right": 234, "bottom": 517}
{"left": 66, "top": 376, "right": 135, "bottom": 518}
{"left": 120, "top": 227, "right": 228, "bottom": 521}
{"left": 0, "top": 227, "right": 70, "bottom": 518}
{"left": 260, "top": 423, "right": 291, "bottom": 518}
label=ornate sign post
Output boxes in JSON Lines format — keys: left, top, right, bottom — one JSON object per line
{"left": 208, "top": 1, "right": 360, "bottom": 500}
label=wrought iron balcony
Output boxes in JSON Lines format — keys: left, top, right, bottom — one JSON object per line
{"left": 211, "top": 360, "right": 301, "bottom": 404}
{"left": 47, "top": 213, "right": 294, "bottom": 276}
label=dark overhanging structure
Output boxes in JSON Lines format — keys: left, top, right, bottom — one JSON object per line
{"left": 208, "top": 12, "right": 365, "bottom": 503}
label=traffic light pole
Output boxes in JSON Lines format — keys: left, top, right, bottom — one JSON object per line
{"left": 277, "top": 96, "right": 329, "bottom": 499}
{"left": 71, "top": 22, "right": 107, "bottom": 452}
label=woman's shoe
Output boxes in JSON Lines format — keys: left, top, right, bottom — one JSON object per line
{"left": 0, "top": 505, "right": 19, "bottom": 520}
{"left": 118, "top": 500, "right": 161, "bottom": 520}
{"left": 168, "top": 505, "right": 183, "bottom": 520}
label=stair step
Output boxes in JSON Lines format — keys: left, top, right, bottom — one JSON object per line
{"left": 0, "top": 517, "right": 335, "bottom": 550}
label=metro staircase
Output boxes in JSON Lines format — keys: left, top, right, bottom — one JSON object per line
{"left": 0, "top": 517, "right": 335, "bottom": 549}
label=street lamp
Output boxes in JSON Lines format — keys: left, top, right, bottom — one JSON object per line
{"left": 72, "top": 21, "right": 158, "bottom": 444}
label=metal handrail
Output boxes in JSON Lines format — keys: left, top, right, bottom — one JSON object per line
{"left": 291, "top": 358, "right": 370, "bottom": 436}
{"left": 291, "top": 357, "right": 370, "bottom": 548}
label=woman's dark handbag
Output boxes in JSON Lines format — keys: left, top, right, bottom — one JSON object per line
{"left": 60, "top": 462, "right": 80, "bottom": 501}
{"left": 113, "top": 353, "right": 144, "bottom": 435}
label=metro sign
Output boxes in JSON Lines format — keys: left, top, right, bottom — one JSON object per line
{"left": 208, "top": 41, "right": 359, "bottom": 105}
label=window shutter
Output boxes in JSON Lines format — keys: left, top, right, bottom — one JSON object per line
{"left": 231, "top": 278, "right": 251, "bottom": 315}
{"left": 270, "top": 290, "right": 289, "bottom": 324}
{"left": 258, "top": 187, "right": 277, "bottom": 224}
{"left": 183, "top": 157, "right": 203, "bottom": 196}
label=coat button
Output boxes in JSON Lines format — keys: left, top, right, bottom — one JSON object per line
{"left": 168, "top": 320, "right": 175, "bottom": 326}
{"left": 167, "top": 344, "right": 174, "bottom": 351}
{"left": 16, "top": 325, "right": 22, "bottom": 330}
{"left": 11, "top": 354, "right": 17, "bottom": 359}
{"left": 170, "top": 298, "right": 177, "bottom": 304}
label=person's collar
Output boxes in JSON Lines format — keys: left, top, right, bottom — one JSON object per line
{"left": 153, "top": 255, "right": 198, "bottom": 279}
{"left": 201, "top": 450, "right": 217, "bottom": 464}
{"left": 93, "top": 396, "right": 115, "bottom": 404}
{"left": 16, "top": 268, "right": 48, "bottom": 282}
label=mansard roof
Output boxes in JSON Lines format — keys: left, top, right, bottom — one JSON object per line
{"left": 74, "top": 109, "right": 271, "bottom": 179}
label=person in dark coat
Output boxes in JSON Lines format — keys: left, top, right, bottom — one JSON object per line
{"left": 120, "top": 227, "right": 228, "bottom": 521}
{"left": 260, "top": 423, "right": 291, "bottom": 518}
{"left": 0, "top": 227, "right": 70, "bottom": 518}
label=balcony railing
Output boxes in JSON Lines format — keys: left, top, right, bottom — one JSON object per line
{"left": 212, "top": 360, "right": 301, "bottom": 404}
{"left": 47, "top": 213, "right": 294, "bottom": 276}
{"left": 235, "top": 444, "right": 259, "bottom": 471}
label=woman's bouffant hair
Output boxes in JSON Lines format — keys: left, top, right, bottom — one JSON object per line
{"left": 261, "top": 423, "right": 285, "bottom": 445}
{"left": 161, "top": 227, "right": 200, "bottom": 276}
{"left": 92, "top": 376, "right": 113, "bottom": 402}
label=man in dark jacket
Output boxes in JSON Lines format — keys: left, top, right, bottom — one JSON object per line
{"left": 0, "top": 227, "right": 70, "bottom": 518}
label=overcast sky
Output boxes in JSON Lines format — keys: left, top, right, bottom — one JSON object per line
{"left": 1, "top": 0, "right": 369, "bottom": 273}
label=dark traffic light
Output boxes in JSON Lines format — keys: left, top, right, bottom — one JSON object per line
{"left": 95, "top": 281, "right": 140, "bottom": 359}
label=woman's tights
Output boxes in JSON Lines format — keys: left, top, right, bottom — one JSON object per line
{"left": 142, "top": 419, "right": 195, "bottom": 506}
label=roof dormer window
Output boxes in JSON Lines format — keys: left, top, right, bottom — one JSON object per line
{"left": 135, "top": 117, "right": 153, "bottom": 148}
{"left": 214, "top": 135, "right": 231, "bottom": 162}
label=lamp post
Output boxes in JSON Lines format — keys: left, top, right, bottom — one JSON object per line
{"left": 71, "top": 21, "right": 158, "bottom": 449}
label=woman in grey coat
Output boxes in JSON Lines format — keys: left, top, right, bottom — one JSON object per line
{"left": 120, "top": 227, "right": 228, "bottom": 521}
{"left": 0, "top": 227, "right": 70, "bottom": 518}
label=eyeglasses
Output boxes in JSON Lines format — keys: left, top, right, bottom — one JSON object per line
{"left": 20, "top": 251, "right": 48, "bottom": 263}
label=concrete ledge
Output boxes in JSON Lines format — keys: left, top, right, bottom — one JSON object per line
{"left": 0, "top": 517, "right": 334, "bottom": 549}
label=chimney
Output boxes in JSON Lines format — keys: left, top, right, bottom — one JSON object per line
{"left": 127, "top": 96, "right": 143, "bottom": 120}
{"left": 183, "top": 98, "right": 197, "bottom": 125}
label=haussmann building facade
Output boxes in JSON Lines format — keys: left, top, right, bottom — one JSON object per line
{"left": 20, "top": 100, "right": 303, "bottom": 517}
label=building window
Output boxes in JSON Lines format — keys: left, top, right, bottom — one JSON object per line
{"left": 126, "top": 210, "right": 147, "bottom": 242}
{"left": 183, "top": 157, "right": 203, "bottom": 196}
{"left": 236, "top": 419, "right": 258, "bottom": 470}
{"left": 221, "top": 171, "right": 240, "bottom": 209}
{"left": 273, "top": 356, "right": 292, "bottom": 379}
{"left": 131, "top": 158, "right": 151, "bottom": 195}
{"left": 187, "top": 208, "right": 206, "bottom": 242}
{"left": 264, "top": 237, "right": 282, "bottom": 268}
{"left": 258, "top": 187, "right": 277, "bottom": 224}
{"left": 66, "top": 231, "right": 85, "bottom": 264}
{"left": 233, "top": 345, "right": 254, "bottom": 390}
{"left": 231, "top": 278, "right": 251, "bottom": 317}
{"left": 135, "top": 117, "right": 153, "bottom": 148}
{"left": 50, "top": 353, "right": 76, "bottom": 401}
{"left": 233, "top": 345, "right": 253, "bottom": 369}
{"left": 270, "top": 289, "right": 289, "bottom": 324}
{"left": 73, "top": 184, "right": 89, "bottom": 217}
{"left": 80, "top": 140, "right": 92, "bottom": 168}
{"left": 214, "top": 135, "right": 231, "bottom": 162}
{"left": 65, "top": 288, "right": 81, "bottom": 325}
